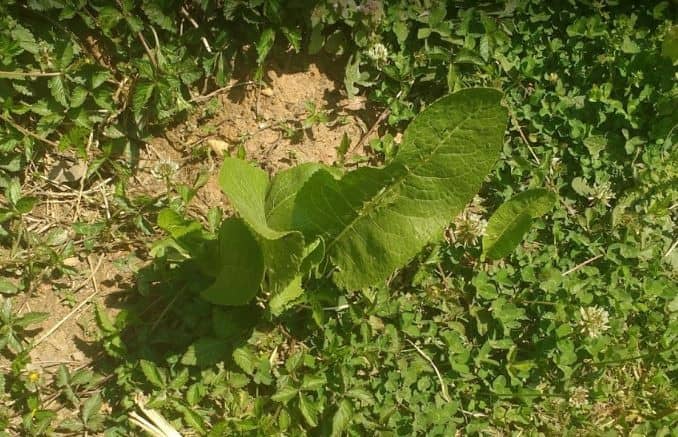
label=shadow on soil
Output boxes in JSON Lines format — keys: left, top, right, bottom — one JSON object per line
{"left": 98, "top": 258, "right": 257, "bottom": 369}
{"left": 90, "top": 233, "right": 324, "bottom": 414}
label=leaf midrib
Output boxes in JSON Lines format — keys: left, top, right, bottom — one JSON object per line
{"left": 324, "top": 103, "right": 493, "bottom": 254}
{"left": 265, "top": 191, "right": 296, "bottom": 223}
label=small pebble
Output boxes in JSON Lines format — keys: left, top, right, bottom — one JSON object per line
{"left": 207, "top": 139, "right": 229, "bottom": 157}
{"left": 62, "top": 257, "right": 80, "bottom": 267}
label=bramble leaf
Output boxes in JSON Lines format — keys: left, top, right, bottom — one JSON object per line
{"left": 271, "top": 384, "right": 299, "bottom": 403}
{"left": 15, "top": 311, "right": 49, "bottom": 328}
{"left": 298, "top": 393, "right": 318, "bottom": 427}
{"left": 141, "top": 3, "right": 175, "bottom": 32}
{"left": 331, "top": 399, "right": 353, "bottom": 437}
{"left": 81, "top": 393, "right": 102, "bottom": 426}
{"left": 48, "top": 76, "right": 69, "bottom": 107}
{"left": 256, "top": 28, "right": 275, "bottom": 65}
{"left": 139, "top": 360, "right": 165, "bottom": 388}
{"left": 131, "top": 81, "right": 155, "bottom": 121}
{"left": 344, "top": 53, "right": 362, "bottom": 98}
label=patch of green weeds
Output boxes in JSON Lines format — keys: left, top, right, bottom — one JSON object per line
{"left": 0, "top": 1, "right": 676, "bottom": 435}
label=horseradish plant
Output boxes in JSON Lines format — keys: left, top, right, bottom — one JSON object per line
{"left": 158, "top": 88, "right": 553, "bottom": 312}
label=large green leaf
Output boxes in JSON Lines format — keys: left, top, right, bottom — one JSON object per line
{"left": 219, "top": 158, "right": 305, "bottom": 292}
{"left": 482, "top": 188, "right": 556, "bottom": 260}
{"left": 265, "top": 163, "right": 332, "bottom": 231}
{"left": 201, "top": 218, "right": 264, "bottom": 306}
{"left": 292, "top": 88, "right": 508, "bottom": 289}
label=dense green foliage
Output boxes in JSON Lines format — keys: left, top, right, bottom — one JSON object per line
{"left": 0, "top": 0, "right": 676, "bottom": 435}
{"left": 0, "top": 0, "right": 313, "bottom": 188}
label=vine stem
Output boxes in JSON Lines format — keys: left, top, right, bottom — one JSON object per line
{"left": 510, "top": 113, "right": 540, "bottom": 165}
{"left": 190, "top": 80, "right": 255, "bottom": 103}
{"left": 0, "top": 70, "right": 63, "bottom": 78}
{"left": 0, "top": 114, "right": 59, "bottom": 148}
{"left": 114, "top": 0, "right": 157, "bottom": 69}
{"left": 180, "top": 6, "right": 212, "bottom": 53}
{"left": 137, "top": 31, "right": 158, "bottom": 69}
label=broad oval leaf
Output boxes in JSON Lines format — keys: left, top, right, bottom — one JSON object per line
{"left": 200, "top": 218, "right": 264, "bottom": 305}
{"left": 265, "top": 162, "right": 331, "bottom": 231}
{"left": 482, "top": 188, "right": 556, "bottom": 260}
{"left": 292, "top": 88, "right": 508, "bottom": 290}
{"left": 482, "top": 212, "right": 533, "bottom": 261}
{"left": 219, "top": 157, "right": 305, "bottom": 293}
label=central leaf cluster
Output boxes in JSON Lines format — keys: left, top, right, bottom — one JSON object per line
{"left": 203, "top": 88, "right": 508, "bottom": 306}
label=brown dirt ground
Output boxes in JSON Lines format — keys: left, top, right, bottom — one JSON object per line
{"left": 2, "top": 57, "right": 377, "bottom": 401}
{"left": 148, "top": 59, "right": 369, "bottom": 212}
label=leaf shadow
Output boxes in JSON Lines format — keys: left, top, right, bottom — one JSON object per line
{"left": 89, "top": 256, "right": 264, "bottom": 398}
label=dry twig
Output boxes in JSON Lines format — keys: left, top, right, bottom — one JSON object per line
{"left": 0, "top": 114, "right": 60, "bottom": 149}
{"left": 346, "top": 107, "right": 390, "bottom": 157}
{"left": 180, "top": 6, "right": 212, "bottom": 53}
{"left": 511, "top": 114, "right": 540, "bottom": 165}
{"left": 190, "top": 80, "right": 255, "bottom": 103}
{"left": 137, "top": 32, "right": 158, "bottom": 69}
{"left": 32, "top": 255, "right": 104, "bottom": 348}
{"left": 130, "top": 393, "right": 181, "bottom": 437}
{"left": 73, "top": 130, "right": 94, "bottom": 220}
{"left": 0, "top": 70, "right": 63, "bottom": 78}
{"left": 406, "top": 339, "right": 451, "bottom": 402}
{"left": 562, "top": 253, "right": 603, "bottom": 276}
